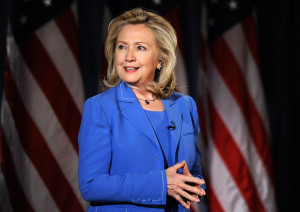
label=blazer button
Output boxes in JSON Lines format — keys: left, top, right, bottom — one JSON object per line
{"left": 136, "top": 198, "right": 141, "bottom": 203}
{"left": 147, "top": 198, "right": 152, "bottom": 203}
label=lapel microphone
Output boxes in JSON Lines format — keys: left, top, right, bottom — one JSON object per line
{"left": 168, "top": 121, "right": 176, "bottom": 130}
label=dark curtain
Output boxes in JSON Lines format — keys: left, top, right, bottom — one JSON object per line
{"left": 257, "top": 0, "right": 300, "bottom": 211}
{"left": 77, "top": 0, "right": 105, "bottom": 99}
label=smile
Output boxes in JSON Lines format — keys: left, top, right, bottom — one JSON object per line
{"left": 124, "top": 66, "right": 140, "bottom": 73}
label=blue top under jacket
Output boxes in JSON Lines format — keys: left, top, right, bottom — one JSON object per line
{"left": 78, "top": 81, "right": 206, "bottom": 212}
{"left": 144, "top": 110, "right": 173, "bottom": 168}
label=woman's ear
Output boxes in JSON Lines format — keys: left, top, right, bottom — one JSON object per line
{"left": 157, "top": 62, "right": 162, "bottom": 71}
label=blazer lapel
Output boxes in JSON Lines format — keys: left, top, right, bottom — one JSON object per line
{"left": 162, "top": 96, "right": 183, "bottom": 162}
{"left": 117, "top": 82, "right": 162, "bottom": 154}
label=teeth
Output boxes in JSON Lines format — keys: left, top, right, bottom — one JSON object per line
{"left": 125, "top": 67, "right": 137, "bottom": 70}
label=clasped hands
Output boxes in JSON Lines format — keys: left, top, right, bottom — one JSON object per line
{"left": 166, "top": 160, "right": 206, "bottom": 209}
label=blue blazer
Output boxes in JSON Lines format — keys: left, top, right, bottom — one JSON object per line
{"left": 78, "top": 81, "right": 205, "bottom": 212}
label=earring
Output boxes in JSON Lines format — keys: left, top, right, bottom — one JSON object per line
{"left": 158, "top": 66, "right": 162, "bottom": 71}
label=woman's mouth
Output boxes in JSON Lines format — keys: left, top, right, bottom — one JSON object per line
{"left": 124, "top": 66, "right": 139, "bottom": 73}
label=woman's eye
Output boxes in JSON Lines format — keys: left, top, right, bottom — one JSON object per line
{"left": 118, "top": 45, "right": 125, "bottom": 50}
{"left": 137, "top": 46, "right": 146, "bottom": 50}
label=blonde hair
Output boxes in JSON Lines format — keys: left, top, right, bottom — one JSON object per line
{"left": 103, "top": 8, "right": 177, "bottom": 98}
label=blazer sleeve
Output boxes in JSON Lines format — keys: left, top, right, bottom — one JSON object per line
{"left": 78, "top": 97, "right": 167, "bottom": 205}
{"left": 188, "top": 96, "right": 206, "bottom": 192}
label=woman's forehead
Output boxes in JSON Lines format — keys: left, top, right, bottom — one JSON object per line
{"left": 117, "top": 24, "right": 157, "bottom": 43}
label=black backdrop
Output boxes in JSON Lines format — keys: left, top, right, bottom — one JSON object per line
{"left": 0, "top": 0, "right": 299, "bottom": 211}
{"left": 257, "top": 1, "right": 300, "bottom": 211}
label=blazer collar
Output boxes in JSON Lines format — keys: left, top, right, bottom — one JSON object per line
{"left": 117, "top": 81, "right": 136, "bottom": 103}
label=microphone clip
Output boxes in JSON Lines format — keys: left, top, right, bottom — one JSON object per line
{"left": 168, "top": 121, "right": 176, "bottom": 130}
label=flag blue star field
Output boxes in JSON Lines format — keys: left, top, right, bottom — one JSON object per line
{"left": 198, "top": 0, "right": 277, "bottom": 211}
{"left": 1, "top": 0, "right": 87, "bottom": 211}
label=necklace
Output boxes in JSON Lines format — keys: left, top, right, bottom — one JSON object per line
{"left": 136, "top": 96, "right": 158, "bottom": 104}
{"left": 131, "top": 87, "right": 158, "bottom": 104}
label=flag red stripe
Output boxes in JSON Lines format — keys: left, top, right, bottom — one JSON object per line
{"left": 5, "top": 70, "right": 84, "bottom": 211}
{"left": 207, "top": 184, "right": 225, "bottom": 212}
{"left": 190, "top": 205, "right": 196, "bottom": 212}
{"left": 18, "top": 34, "right": 81, "bottom": 152}
{"left": 210, "top": 37, "right": 274, "bottom": 184}
{"left": 0, "top": 128, "right": 35, "bottom": 212}
{"left": 54, "top": 8, "right": 81, "bottom": 66}
{"left": 241, "top": 14, "right": 260, "bottom": 70}
{"left": 208, "top": 96, "right": 266, "bottom": 212}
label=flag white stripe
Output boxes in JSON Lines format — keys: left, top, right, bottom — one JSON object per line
{"left": 36, "top": 20, "right": 84, "bottom": 113}
{"left": 7, "top": 36, "right": 87, "bottom": 209}
{"left": 1, "top": 96, "right": 59, "bottom": 212}
{"left": 223, "top": 22, "right": 269, "bottom": 133}
{"left": 0, "top": 165, "right": 13, "bottom": 212}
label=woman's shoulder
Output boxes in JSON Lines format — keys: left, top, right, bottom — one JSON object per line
{"left": 167, "top": 92, "right": 198, "bottom": 114}
{"left": 169, "top": 92, "right": 195, "bottom": 105}
{"left": 85, "top": 86, "right": 118, "bottom": 107}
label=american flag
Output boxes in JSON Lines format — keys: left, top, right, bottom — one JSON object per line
{"left": 0, "top": 0, "right": 87, "bottom": 211}
{"left": 198, "top": 0, "right": 277, "bottom": 211}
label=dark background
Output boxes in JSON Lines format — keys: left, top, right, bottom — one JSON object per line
{"left": 1, "top": 0, "right": 299, "bottom": 211}
{"left": 256, "top": 1, "right": 300, "bottom": 211}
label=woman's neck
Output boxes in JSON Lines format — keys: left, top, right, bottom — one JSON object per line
{"left": 127, "top": 83, "right": 164, "bottom": 111}
{"left": 127, "top": 83, "right": 154, "bottom": 99}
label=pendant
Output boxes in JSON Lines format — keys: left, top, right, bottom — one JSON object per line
{"left": 145, "top": 100, "right": 149, "bottom": 104}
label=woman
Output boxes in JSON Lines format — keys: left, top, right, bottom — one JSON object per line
{"left": 78, "top": 8, "right": 206, "bottom": 212}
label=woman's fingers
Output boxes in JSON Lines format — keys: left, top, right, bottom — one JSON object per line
{"left": 166, "top": 161, "right": 206, "bottom": 208}
{"left": 181, "top": 182, "right": 206, "bottom": 196}
{"left": 167, "top": 171, "right": 206, "bottom": 196}
{"left": 201, "top": 188, "right": 206, "bottom": 196}
{"left": 172, "top": 192, "right": 190, "bottom": 209}
{"left": 180, "top": 175, "right": 205, "bottom": 185}
{"left": 186, "top": 200, "right": 192, "bottom": 209}
{"left": 166, "top": 161, "right": 185, "bottom": 173}
{"left": 182, "top": 161, "right": 191, "bottom": 176}
{"left": 182, "top": 174, "right": 205, "bottom": 185}
{"left": 176, "top": 188, "right": 200, "bottom": 203}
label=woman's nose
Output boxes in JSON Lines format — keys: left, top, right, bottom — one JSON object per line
{"left": 125, "top": 48, "right": 135, "bottom": 62}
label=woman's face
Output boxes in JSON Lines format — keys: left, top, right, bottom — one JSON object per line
{"left": 114, "top": 24, "right": 161, "bottom": 88}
